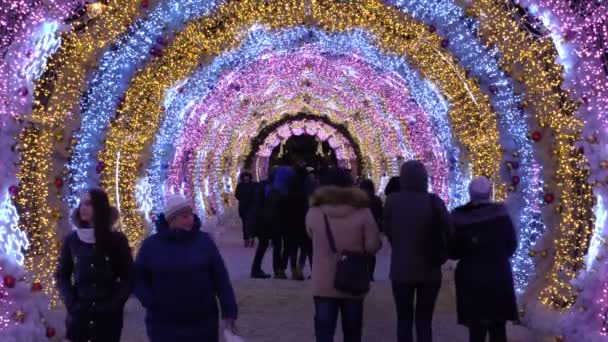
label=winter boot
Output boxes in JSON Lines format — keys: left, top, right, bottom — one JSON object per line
{"left": 274, "top": 269, "right": 287, "bottom": 279}
{"left": 251, "top": 270, "right": 271, "bottom": 279}
{"left": 292, "top": 267, "right": 305, "bottom": 281}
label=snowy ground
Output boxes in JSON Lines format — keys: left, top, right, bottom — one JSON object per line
{"left": 55, "top": 222, "right": 546, "bottom": 341}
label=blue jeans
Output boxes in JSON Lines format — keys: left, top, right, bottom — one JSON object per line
{"left": 314, "top": 297, "right": 363, "bottom": 342}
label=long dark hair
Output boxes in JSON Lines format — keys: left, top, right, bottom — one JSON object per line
{"left": 82, "top": 188, "right": 114, "bottom": 253}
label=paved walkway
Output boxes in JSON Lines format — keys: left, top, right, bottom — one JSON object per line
{"left": 112, "top": 224, "right": 541, "bottom": 342}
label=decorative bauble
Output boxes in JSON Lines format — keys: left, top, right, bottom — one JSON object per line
{"left": 440, "top": 39, "right": 450, "bottom": 48}
{"left": 531, "top": 131, "right": 542, "bottom": 142}
{"left": 528, "top": 250, "right": 537, "bottom": 257}
{"left": 141, "top": 0, "right": 149, "bottom": 8}
{"left": 96, "top": 161, "right": 105, "bottom": 173}
{"left": 544, "top": 193, "right": 555, "bottom": 204}
{"left": 4, "top": 275, "right": 16, "bottom": 288}
{"left": 62, "top": 168, "right": 69, "bottom": 176}
{"left": 512, "top": 151, "right": 519, "bottom": 158}
{"left": 8, "top": 185, "right": 18, "bottom": 196}
{"left": 507, "top": 186, "right": 515, "bottom": 192}
{"left": 14, "top": 310, "right": 25, "bottom": 323}
{"left": 54, "top": 177, "right": 64, "bottom": 188}
{"left": 540, "top": 250, "right": 548, "bottom": 258}
{"left": 511, "top": 161, "right": 519, "bottom": 170}
{"left": 177, "top": 87, "right": 184, "bottom": 93}
{"left": 428, "top": 25, "right": 437, "bottom": 33}
{"left": 31, "top": 281, "right": 43, "bottom": 292}
{"left": 67, "top": 147, "right": 74, "bottom": 156}
{"left": 511, "top": 176, "right": 520, "bottom": 185}
{"left": 46, "top": 327, "right": 56, "bottom": 338}
{"left": 600, "top": 160, "right": 608, "bottom": 169}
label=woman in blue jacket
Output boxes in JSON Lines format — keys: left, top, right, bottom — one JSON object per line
{"left": 135, "top": 194, "right": 238, "bottom": 341}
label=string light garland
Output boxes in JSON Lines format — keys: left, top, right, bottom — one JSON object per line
{"left": 13, "top": 0, "right": 552, "bottom": 298}
{"left": 14, "top": 0, "right": 142, "bottom": 303}
{"left": 148, "top": 27, "right": 470, "bottom": 216}
{"left": 470, "top": 0, "right": 595, "bottom": 310}
{"left": 98, "top": 0, "right": 501, "bottom": 252}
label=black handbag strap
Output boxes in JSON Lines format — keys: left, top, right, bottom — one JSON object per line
{"left": 323, "top": 214, "right": 338, "bottom": 254}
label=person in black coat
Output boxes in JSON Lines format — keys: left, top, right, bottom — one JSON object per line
{"left": 384, "top": 161, "right": 451, "bottom": 342}
{"left": 359, "top": 178, "right": 383, "bottom": 281}
{"left": 235, "top": 171, "right": 256, "bottom": 247}
{"left": 450, "top": 176, "right": 518, "bottom": 342}
{"left": 135, "top": 194, "right": 238, "bottom": 342}
{"left": 56, "top": 188, "right": 134, "bottom": 342}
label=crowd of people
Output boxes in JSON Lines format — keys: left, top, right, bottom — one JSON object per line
{"left": 55, "top": 160, "right": 519, "bottom": 342}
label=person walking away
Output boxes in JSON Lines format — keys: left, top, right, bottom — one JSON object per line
{"left": 359, "top": 178, "right": 383, "bottom": 281}
{"left": 235, "top": 171, "right": 256, "bottom": 247}
{"left": 56, "top": 188, "right": 134, "bottom": 342}
{"left": 450, "top": 177, "right": 518, "bottom": 342}
{"left": 286, "top": 163, "right": 310, "bottom": 281}
{"left": 263, "top": 166, "right": 295, "bottom": 279}
{"left": 306, "top": 168, "right": 381, "bottom": 342}
{"left": 134, "top": 194, "right": 238, "bottom": 342}
{"left": 249, "top": 166, "right": 280, "bottom": 279}
{"left": 384, "top": 160, "right": 451, "bottom": 342}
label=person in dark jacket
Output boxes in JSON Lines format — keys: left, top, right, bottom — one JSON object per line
{"left": 264, "top": 166, "right": 296, "bottom": 279}
{"left": 285, "top": 163, "right": 310, "bottom": 281}
{"left": 359, "top": 178, "right": 383, "bottom": 281}
{"left": 249, "top": 178, "right": 273, "bottom": 279}
{"left": 450, "top": 176, "right": 518, "bottom": 342}
{"left": 135, "top": 194, "right": 238, "bottom": 342}
{"left": 235, "top": 171, "right": 256, "bottom": 247}
{"left": 56, "top": 188, "right": 134, "bottom": 342}
{"left": 384, "top": 161, "right": 451, "bottom": 342}
{"left": 384, "top": 176, "right": 401, "bottom": 197}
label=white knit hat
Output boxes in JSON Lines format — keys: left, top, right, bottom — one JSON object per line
{"left": 164, "top": 194, "right": 192, "bottom": 221}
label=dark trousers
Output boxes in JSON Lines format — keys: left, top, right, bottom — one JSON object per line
{"left": 240, "top": 216, "right": 251, "bottom": 240}
{"left": 299, "top": 235, "right": 313, "bottom": 268}
{"left": 370, "top": 256, "right": 376, "bottom": 280}
{"left": 314, "top": 297, "right": 364, "bottom": 342}
{"left": 468, "top": 322, "right": 507, "bottom": 342}
{"left": 392, "top": 280, "right": 441, "bottom": 342}
{"left": 251, "top": 237, "right": 270, "bottom": 272}
{"left": 272, "top": 233, "right": 287, "bottom": 272}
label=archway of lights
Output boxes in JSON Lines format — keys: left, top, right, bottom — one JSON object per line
{"left": 0, "top": 0, "right": 607, "bottom": 339}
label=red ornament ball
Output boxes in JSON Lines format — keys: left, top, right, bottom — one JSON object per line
{"left": 3, "top": 275, "right": 16, "bottom": 288}
{"left": 46, "top": 327, "right": 56, "bottom": 338}
{"left": 440, "top": 39, "right": 450, "bottom": 48}
{"left": 54, "top": 177, "right": 64, "bottom": 188}
{"left": 8, "top": 185, "right": 18, "bottom": 196}
{"left": 428, "top": 25, "right": 437, "bottom": 33}
{"left": 544, "top": 193, "right": 555, "bottom": 204}
{"left": 31, "top": 281, "right": 43, "bottom": 292}
{"left": 511, "top": 176, "right": 521, "bottom": 185}
{"left": 531, "top": 131, "right": 542, "bottom": 142}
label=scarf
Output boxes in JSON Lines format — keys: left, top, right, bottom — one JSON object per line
{"left": 76, "top": 228, "right": 95, "bottom": 244}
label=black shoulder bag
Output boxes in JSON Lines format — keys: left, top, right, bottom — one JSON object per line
{"left": 323, "top": 214, "right": 372, "bottom": 295}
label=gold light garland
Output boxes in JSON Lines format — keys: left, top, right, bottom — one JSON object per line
{"left": 470, "top": 0, "right": 594, "bottom": 310}
{"left": 16, "top": 0, "right": 141, "bottom": 303}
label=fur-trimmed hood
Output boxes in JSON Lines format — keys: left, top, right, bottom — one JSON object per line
{"left": 309, "top": 186, "right": 370, "bottom": 218}
{"left": 71, "top": 206, "right": 120, "bottom": 229}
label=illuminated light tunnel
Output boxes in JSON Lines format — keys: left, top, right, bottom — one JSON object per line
{"left": 0, "top": 0, "right": 606, "bottom": 339}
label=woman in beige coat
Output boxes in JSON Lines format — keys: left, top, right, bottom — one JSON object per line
{"left": 306, "top": 168, "right": 382, "bottom": 342}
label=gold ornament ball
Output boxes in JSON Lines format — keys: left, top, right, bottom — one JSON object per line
{"left": 540, "top": 250, "right": 548, "bottom": 258}
{"left": 528, "top": 250, "right": 537, "bottom": 257}
{"left": 600, "top": 160, "right": 608, "bottom": 169}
